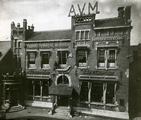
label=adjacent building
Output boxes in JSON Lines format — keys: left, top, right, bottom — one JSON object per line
{"left": 1, "top": 5, "right": 133, "bottom": 119}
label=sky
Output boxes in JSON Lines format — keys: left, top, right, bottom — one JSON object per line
{"left": 0, "top": 0, "right": 141, "bottom": 45}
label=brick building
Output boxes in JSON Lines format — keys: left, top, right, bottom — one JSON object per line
{"left": 2, "top": 5, "right": 132, "bottom": 119}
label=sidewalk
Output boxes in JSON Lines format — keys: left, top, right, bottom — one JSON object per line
{"left": 6, "top": 106, "right": 139, "bottom": 120}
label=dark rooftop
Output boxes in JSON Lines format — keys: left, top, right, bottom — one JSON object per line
{"left": 27, "top": 29, "right": 72, "bottom": 40}
{"left": 0, "top": 41, "right": 11, "bottom": 61}
{"left": 95, "top": 17, "right": 125, "bottom": 28}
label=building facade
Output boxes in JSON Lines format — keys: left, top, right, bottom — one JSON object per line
{"left": 9, "top": 5, "right": 132, "bottom": 119}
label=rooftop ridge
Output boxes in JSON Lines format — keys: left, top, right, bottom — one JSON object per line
{"left": 96, "top": 17, "right": 122, "bottom": 21}
{"left": 34, "top": 29, "right": 71, "bottom": 32}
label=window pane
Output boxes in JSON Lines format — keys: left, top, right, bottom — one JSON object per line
{"left": 108, "top": 50, "right": 115, "bottom": 63}
{"left": 80, "top": 82, "right": 88, "bottom": 101}
{"left": 106, "top": 83, "right": 115, "bottom": 104}
{"left": 57, "top": 75, "right": 69, "bottom": 85}
{"left": 97, "top": 49, "right": 105, "bottom": 67}
{"left": 85, "top": 31, "right": 89, "bottom": 39}
{"left": 42, "top": 53, "right": 49, "bottom": 64}
{"left": 91, "top": 82, "right": 103, "bottom": 102}
{"left": 58, "top": 51, "right": 67, "bottom": 64}
{"left": 42, "top": 81, "right": 48, "bottom": 96}
{"left": 76, "top": 31, "right": 80, "bottom": 40}
{"left": 35, "top": 81, "right": 41, "bottom": 96}
{"left": 81, "top": 31, "right": 84, "bottom": 39}
{"left": 77, "top": 50, "right": 87, "bottom": 67}
{"left": 28, "top": 53, "right": 36, "bottom": 68}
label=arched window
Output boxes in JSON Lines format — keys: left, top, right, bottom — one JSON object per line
{"left": 57, "top": 75, "right": 69, "bottom": 85}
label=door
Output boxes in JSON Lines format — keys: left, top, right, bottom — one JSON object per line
{"left": 57, "top": 96, "right": 69, "bottom": 106}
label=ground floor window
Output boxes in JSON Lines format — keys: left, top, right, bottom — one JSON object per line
{"left": 106, "top": 82, "right": 115, "bottom": 104}
{"left": 91, "top": 82, "right": 103, "bottom": 102}
{"left": 80, "top": 82, "right": 89, "bottom": 101}
{"left": 80, "top": 81, "right": 117, "bottom": 104}
{"left": 26, "top": 80, "right": 49, "bottom": 101}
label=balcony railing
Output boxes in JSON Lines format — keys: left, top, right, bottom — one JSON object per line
{"left": 75, "top": 40, "right": 90, "bottom": 48}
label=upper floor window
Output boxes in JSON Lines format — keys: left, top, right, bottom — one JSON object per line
{"left": 41, "top": 52, "right": 50, "bottom": 69}
{"left": 57, "top": 75, "right": 69, "bottom": 85}
{"left": 97, "top": 48, "right": 117, "bottom": 69}
{"left": 27, "top": 52, "right": 36, "bottom": 68}
{"left": 77, "top": 50, "right": 87, "bottom": 67}
{"left": 57, "top": 51, "right": 68, "bottom": 68}
{"left": 76, "top": 30, "right": 90, "bottom": 40}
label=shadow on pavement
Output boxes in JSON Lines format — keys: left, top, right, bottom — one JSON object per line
{"left": 8, "top": 116, "right": 65, "bottom": 120}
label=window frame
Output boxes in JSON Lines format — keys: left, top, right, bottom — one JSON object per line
{"left": 75, "top": 29, "right": 90, "bottom": 40}
{"left": 97, "top": 48, "right": 117, "bottom": 69}
{"left": 77, "top": 49, "right": 88, "bottom": 67}
{"left": 27, "top": 52, "right": 36, "bottom": 69}
{"left": 57, "top": 50, "right": 68, "bottom": 68}
{"left": 41, "top": 52, "right": 50, "bottom": 69}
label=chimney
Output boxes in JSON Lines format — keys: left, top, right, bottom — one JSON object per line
{"left": 17, "top": 23, "right": 20, "bottom": 27}
{"left": 11, "top": 22, "right": 15, "bottom": 29}
{"left": 31, "top": 24, "right": 34, "bottom": 32}
{"left": 125, "top": 6, "right": 131, "bottom": 24}
{"left": 23, "top": 19, "right": 27, "bottom": 30}
{"left": 117, "top": 7, "right": 124, "bottom": 17}
{"left": 28, "top": 26, "right": 30, "bottom": 30}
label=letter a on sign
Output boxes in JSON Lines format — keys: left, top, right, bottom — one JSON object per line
{"left": 68, "top": 5, "right": 76, "bottom": 17}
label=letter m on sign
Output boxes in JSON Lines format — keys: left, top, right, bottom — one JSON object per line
{"left": 88, "top": 2, "right": 100, "bottom": 14}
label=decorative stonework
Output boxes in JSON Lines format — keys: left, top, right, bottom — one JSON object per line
{"left": 81, "top": 69, "right": 114, "bottom": 75}
{"left": 26, "top": 42, "right": 70, "bottom": 49}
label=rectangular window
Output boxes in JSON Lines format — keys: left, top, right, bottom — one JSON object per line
{"left": 41, "top": 52, "right": 50, "bottom": 68}
{"left": 81, "top": 31, "right": 84, "bottom": 40}
{"left": 80, "top": 82, "right": 89, "bottom": 101}
{"left": 42, "top": 81, "right": 49, "bottom": 96}
{"left": 58, "top": 51, "right": 68, "bottom": 68}
{"left": 91, "top": 82, "right": 103, "bottom": 102}
{"left": 97, "top": 49, "right": 105, "bottom": 67}
{"left": 28, "top": 52, "right": 36, "bottom": 68}
{"left": 35, "top": 81, "right": 41, "bottom": 96}
{"left": 106, "top": 83, "right": 115, "bottom": 104}
{"left": 76, "top": 31, "right": 80, "bottom": 40}
{"left": 76, "top": 30, "right": 90, "bottom": 40}
{"left": 97, "top": 48, "right": 117, "bottom": 69}
{"left": 108, "top": 50, "right": 116, "bottom": 67}
{"left": 77, "top": 50, "right": 87, "bottom": 67}
{"left": 85, "top": 31, "right": 89, "bottom": 39}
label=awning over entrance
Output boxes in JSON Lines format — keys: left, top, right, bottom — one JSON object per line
{"left": 49, "top": 85, "right": 73, "bottom": 96}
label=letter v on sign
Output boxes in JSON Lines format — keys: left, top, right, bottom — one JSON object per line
{"left": 77, "top": 3, "right": 86, "bottom": 15}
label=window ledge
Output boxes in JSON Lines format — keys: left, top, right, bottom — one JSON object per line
{"left": 27, "top": 67, "right": 36, "bottom": 70}
{"left": 78, "top": 66, "right": 89, "bottom": 69}
{"left": 56, "top": 66, "right": 71, "bottom": 72}
{"left": 79, "top": 101, "right": 89, "bottom": 104}
{"left": 90, "top": 102, "right": 104, "bottom": 106}
{"left": 42, "top": 96, "right": 51, "bottom": 99}
{"left": 75, "top": 39, "right": 90, "bottom": 41}
{"left": 106, "top": 103, "right": 118, "bottom": 107}
{"left": 96, "top": 66, "right": 118, "bottom": 70}
{"left": 42, "top": 67, "right": 51, "bottom": 70}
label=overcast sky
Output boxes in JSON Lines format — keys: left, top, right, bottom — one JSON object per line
{"left": 0, "top": 0, "right": 141, "bottom": 45}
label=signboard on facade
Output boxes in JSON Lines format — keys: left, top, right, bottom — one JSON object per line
{"left": 68, "top": 2, "right": 100, "bottom": 17}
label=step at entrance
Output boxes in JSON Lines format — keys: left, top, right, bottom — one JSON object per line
{"left": 54, "top": 106, "right": 69, "bottom": 117}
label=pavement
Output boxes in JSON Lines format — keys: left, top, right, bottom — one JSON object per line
{"left": 4, "top": 106, "right": 141, "bottom": 120}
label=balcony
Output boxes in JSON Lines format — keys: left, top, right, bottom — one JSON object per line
{"left": 75, "top": 40, "right": 90, "bottom": 49}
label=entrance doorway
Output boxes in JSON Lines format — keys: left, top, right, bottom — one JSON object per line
{"left": 57, "top": 96, "right": 69, "bottom": 106}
